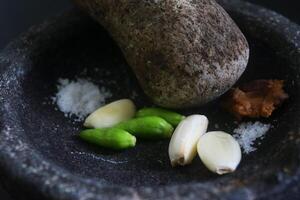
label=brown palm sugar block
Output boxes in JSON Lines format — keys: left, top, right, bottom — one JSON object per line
{"left": 73, "top": 0, "right": 249, "bottom": 108}
{"left": 222, "top": 80, "right": 289, "bottom": 119}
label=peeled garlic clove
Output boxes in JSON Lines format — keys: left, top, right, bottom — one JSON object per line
{"left": 197, "top": 131, "right": 241, "bottom": 175}
{"left": 84, "top": 99, "right": 136, "bottom": 128}
{"left": 169, "top": 115, "right": 208, "bottom": 166}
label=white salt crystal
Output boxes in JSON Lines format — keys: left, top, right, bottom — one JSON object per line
{"left": 233, "top": 121, "right": 271, "bottom": 154}
{"left": 53, "top": 78, "right": 111, "bottom": 120}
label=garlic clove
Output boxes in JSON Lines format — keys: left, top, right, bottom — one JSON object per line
{"left": 84, "top": 99, "right": 136, "bottom": 128}
{"left": 197, "top": 131, "right": 241, "bottom": 175}
{"left": 168, "top": 115, "right": 209, "bottom": 166}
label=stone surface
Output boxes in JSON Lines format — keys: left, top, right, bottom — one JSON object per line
{"left": 0, "top": 0, "right": 299, "bottom": 199}
{"left": 74, "top": 0, "right": 249, "bottom": 108}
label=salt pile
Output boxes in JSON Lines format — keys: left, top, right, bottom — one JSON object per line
{"left": 233, "top": 121, "right": 271, "bottom": 154}
{"left": 53, "top": 78, "right": 111, "bottom": 120}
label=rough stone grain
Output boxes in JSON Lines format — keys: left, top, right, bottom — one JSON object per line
{"left": 73, "top": 0, "right": 249, "bottom": 108}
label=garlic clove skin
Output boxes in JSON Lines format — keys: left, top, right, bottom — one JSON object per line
{"left": 197, "top": 131, "right": 241, "bottom": 175}
{"left": 169, "top": 115, "right": 209, "bottom": 167}
{"left": 84, "top": 99, "right": 136, "bottom": 128}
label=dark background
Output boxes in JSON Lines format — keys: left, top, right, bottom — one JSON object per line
{"left": 0, "top": 0, "right": 299, "bottom": 199}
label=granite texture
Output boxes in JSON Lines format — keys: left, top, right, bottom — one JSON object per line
{"left": 0, "top": 0, "right": 299, "bottom": 199}
{"left": 73, "top": 0, "right": 249, "bottom": 108}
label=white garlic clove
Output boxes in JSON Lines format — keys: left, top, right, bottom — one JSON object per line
{"left": 168, "top": 115, "right": 209, "bottom": 167}
{"left": 84, "top": 99, "right": 136, "bottom": 128}
{"left": 197, "top": 131, "right": 242, "bottom": 175}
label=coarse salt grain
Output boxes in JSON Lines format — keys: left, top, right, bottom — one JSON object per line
{"left": 52, "top": 78, "right": 111, "bottom": 121}
{"left": 233, "top": 121, "right": 271, "bottom": 154}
